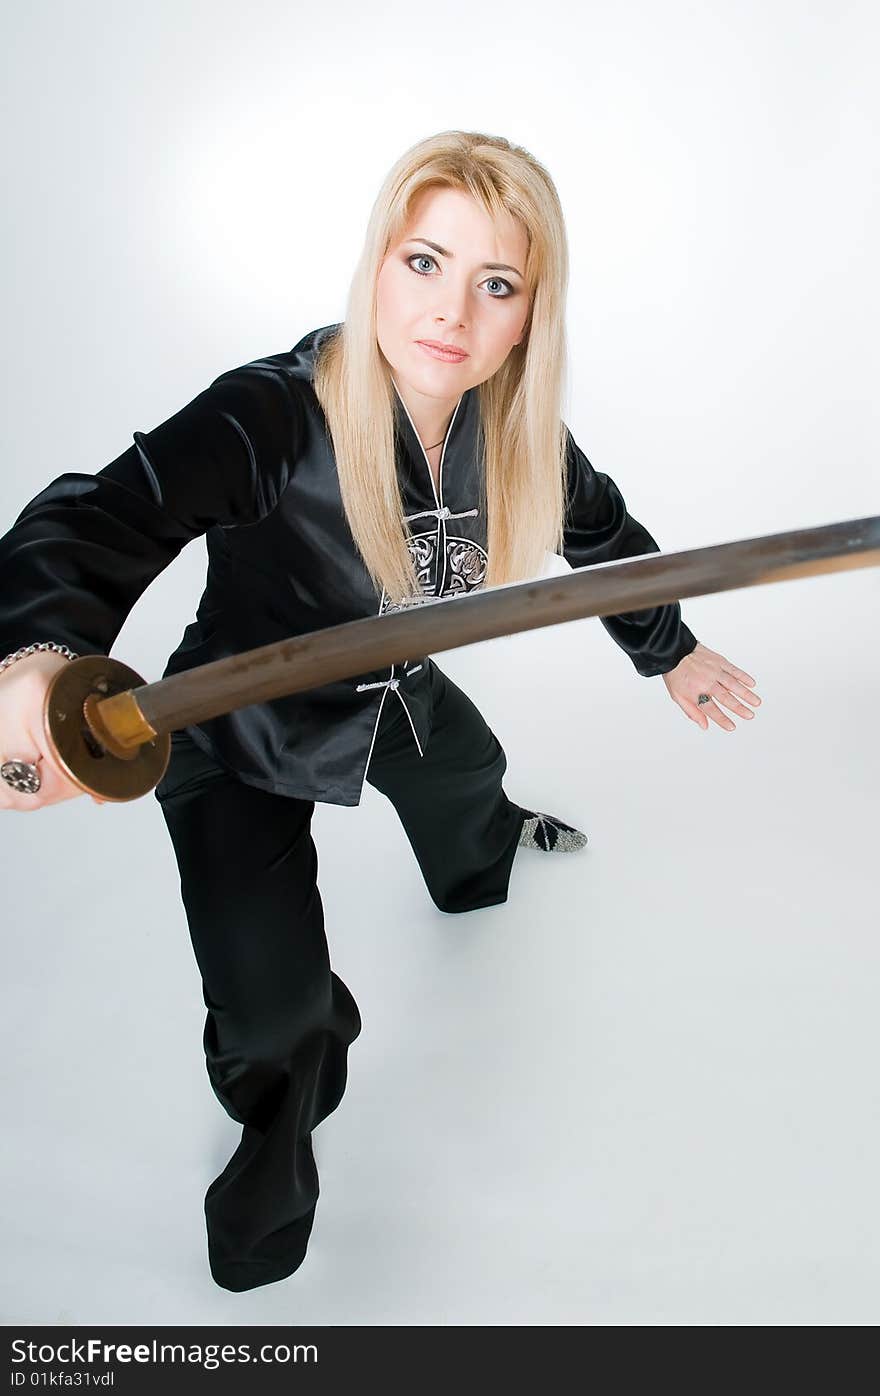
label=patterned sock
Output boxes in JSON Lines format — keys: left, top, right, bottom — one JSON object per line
{"left": 517, "top": 809, "right": 588, "bottom": 853}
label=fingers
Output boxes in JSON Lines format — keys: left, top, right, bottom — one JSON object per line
{"left": 711, "top": 687, "right": 756, "bottom": 721}
{"left": 0, "top": 754, "right": 104, "bottom": 809}
{"left": 719, "top": 672, "right": 762, "bottom": 707}
{"left": 702, "top": 698, "right": 736, "bottom": 732}
{"left": 0, "top": 773, "right": 50, "bottom": 811}
{"left": 678, "top": 696, "right": 711, "bottom": 730}
{"left": 698, "top": 648, "right": 757, "bottom": 689}
{"left": 0, "top": 661, "right": 93, "bottom": 810}
{"left": 36, "top": 740, "right": 85, "bottom": 798}
{"left": 721, "top": 665, "right": 757, "bottom": 686}
{"left": 692, "top": 649, "right": 760, "bottom": 694}
{"left": 0, "top": 751, "right": 42, "bottom": 810}
{"left": 0, "top": 773, "right": 80, "bottom": 810}
{"left": 679, "top": 682, "right": 761, "bottom": 732}
{"left": 0, "top": 745, "right": 84, "bottom": 811}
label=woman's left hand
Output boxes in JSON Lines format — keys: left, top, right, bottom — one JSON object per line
{"left": 662, "top": 641, "right": 762, "bottom": 732}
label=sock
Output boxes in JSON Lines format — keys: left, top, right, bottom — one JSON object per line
{"left": 517, "top": 809, "right": 588, "bottom": 853}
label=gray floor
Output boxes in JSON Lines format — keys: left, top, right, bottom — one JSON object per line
{"left": 2, "top": 570, "right": 877, "bottom": 1325}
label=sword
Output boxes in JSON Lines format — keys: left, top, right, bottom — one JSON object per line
{"left": 41, "top": 513, "right": 880, "bottom": 800}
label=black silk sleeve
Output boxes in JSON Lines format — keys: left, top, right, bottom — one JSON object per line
{"left": 0, "top": 360, "right": 301, "bottom": 660}
{"left": 560, "top": 427, "right": 698, "bottom": 677}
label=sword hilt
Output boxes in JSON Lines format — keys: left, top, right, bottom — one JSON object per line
{"left": 43, "top": 656, "right": 170, "bottom": 802}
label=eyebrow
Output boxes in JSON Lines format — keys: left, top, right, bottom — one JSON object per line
{"left": 404, "top": 236, "right": 524, "bottom": 280}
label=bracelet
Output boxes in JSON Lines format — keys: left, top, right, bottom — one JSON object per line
{"left": 0, "top": 641, "right": 79, "bottom": 675}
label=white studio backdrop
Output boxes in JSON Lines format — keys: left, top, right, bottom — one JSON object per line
{"left": 1, "top": 0, "right": 878, "bottom": 1325}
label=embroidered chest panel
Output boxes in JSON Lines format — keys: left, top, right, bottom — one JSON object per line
{"left": 379, "top": 527, "right": 488, "bottom": 617}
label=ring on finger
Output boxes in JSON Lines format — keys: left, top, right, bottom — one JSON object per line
{"left": 1, "top": 756, "right": 43, "bottom": 794}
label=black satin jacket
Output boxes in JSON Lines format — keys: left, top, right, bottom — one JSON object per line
{"left": 0, "top": 323, "right": 698, "bottom": 805}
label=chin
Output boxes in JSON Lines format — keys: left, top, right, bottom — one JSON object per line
{"left": 412, "top": 345, "right": 475, "bottom": 382}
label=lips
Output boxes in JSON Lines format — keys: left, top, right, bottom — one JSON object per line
{"left": 416, "top": 340, "right": 469, "bottom": 363}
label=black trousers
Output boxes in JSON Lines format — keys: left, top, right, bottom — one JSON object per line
{"left": 154, "top": 659, "right": 527, "bottom": 1292}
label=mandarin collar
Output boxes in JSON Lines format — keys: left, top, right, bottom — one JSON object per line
{"left": 391, "top": 378, "right": 476, "bottom": 479}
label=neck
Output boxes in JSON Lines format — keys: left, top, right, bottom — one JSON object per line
{"left": 391, "top": 377, "right": 461, "bottom": 455}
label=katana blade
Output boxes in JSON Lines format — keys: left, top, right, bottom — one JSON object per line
{"left": 44, "top": 513, "right": 880, "bottom": 800}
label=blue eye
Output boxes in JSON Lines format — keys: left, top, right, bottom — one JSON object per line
{"left": 406, "top": 253, "right": 514, "bottom": 298}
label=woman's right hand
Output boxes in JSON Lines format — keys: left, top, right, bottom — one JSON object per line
{"left": 0, "top": 651, "right": 106, "bottom": 810}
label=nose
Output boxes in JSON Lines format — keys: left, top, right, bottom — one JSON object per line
{"left": 433, "top": 276, "right": 469, "bottom": 328}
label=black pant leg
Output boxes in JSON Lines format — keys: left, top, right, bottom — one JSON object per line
{"left": 365, "top": 661, "right": 527, "bottom": 914}
{"left": 154, "top": 730, "right": 362, "bottom": 1292}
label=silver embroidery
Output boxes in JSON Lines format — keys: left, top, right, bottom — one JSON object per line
{"left": 407, "top": 533, "right": 438, "bottom": 594}
{"left": 379, "top": 533, "right": 488, "bottom": 616}
{"left": 444, "top": 538, "right": 487, "bottom": 595}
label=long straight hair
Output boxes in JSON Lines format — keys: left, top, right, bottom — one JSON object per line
{"left": 313, "top": 130, "right": 571, "bottom": 607}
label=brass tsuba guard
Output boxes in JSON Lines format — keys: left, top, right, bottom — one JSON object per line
{"left": 43, "top": 656, "right": 171, "bottom": 802}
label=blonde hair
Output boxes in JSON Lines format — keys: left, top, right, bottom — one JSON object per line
{"left": 312, "top": 129, "right": 570, "bottom": 606}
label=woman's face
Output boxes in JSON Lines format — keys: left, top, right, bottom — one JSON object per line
{"left": 375, "top": 185, "right": 531, "bottom": 408}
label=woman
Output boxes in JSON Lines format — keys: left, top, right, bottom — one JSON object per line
{"left": 0, "top": 130, "right": 761, "bottom": 1291}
